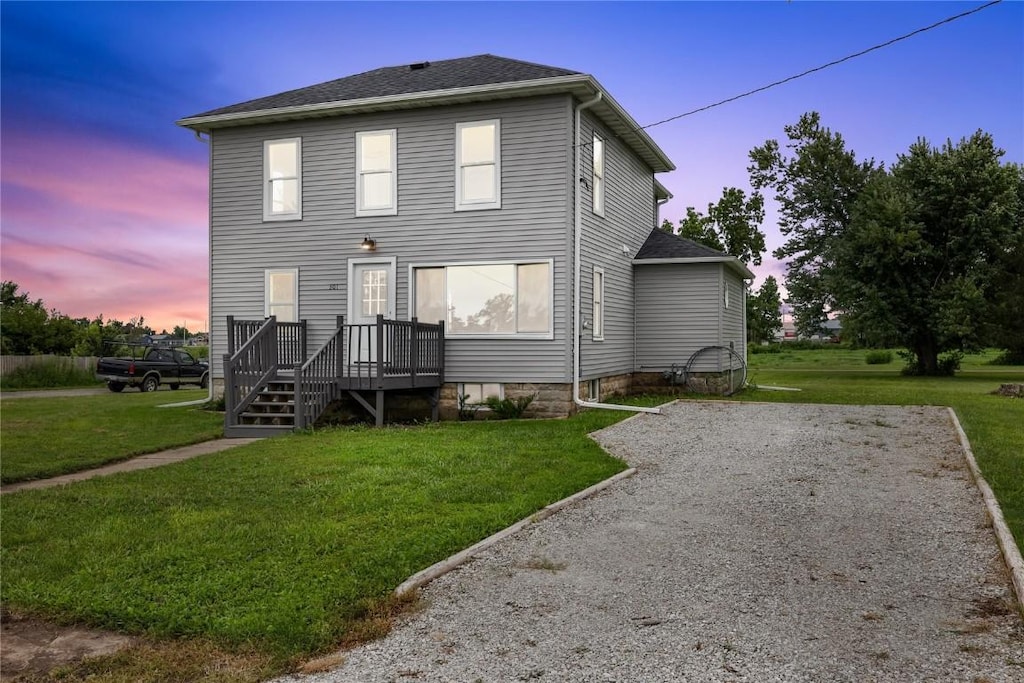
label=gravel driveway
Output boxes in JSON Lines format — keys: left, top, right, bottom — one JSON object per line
{"left": 291, "top": 401, "right": 1023, "bottom": 682}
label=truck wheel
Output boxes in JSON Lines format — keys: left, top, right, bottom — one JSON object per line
{"left": 200, "top": 374, "right": 209, "bottom": 390}
{"left": 169, "top": 384, "right": 180, "bottom": 390}
{"left": 141, "top": 376, "right": 159, "bottom": 392}
{"left": 107, "top": 382, "right": 126, "bottom": 393}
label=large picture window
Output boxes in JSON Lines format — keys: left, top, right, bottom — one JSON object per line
{"left": 455, "top": 120, "right": 500, "bottom": 210}
{"left": 356, "top": 129, "right": 397, "bottom": 216}
{"left": 264, "top": 138, "right": 301, "bottom": 220}
{"left": 414, "top": 261, "right": 551, "bottom": 337}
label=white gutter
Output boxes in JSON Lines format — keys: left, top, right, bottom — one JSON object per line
{"left": 573, "top": 93, "right": 660, "bottom": 416}
{"left": 160, "top": 131, "right": 215, "bottom": 409}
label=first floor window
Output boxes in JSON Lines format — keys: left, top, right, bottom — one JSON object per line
{"left": 414, "top": 261, "right": 551, "bottom": 336}
{"left": 356, "top": 129, "right": 397, "bottom": 216}
{"left": 264, "top": 138, "right": 301, "bottom": 220}
{"left": 592, "top": 266, "right": 605, "bottom": 340}
{"left": 265, "top": 268, "right": 298, "bottom": 322}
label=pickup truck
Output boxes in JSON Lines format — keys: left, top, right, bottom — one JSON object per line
{"left": 95, "top": 347, "right": 209, "bottom": 393}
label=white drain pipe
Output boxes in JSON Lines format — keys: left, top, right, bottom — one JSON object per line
{"left": 572, "top": 92, "right": 659, "bottom": 416}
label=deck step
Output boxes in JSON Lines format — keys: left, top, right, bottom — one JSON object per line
{"left": 225, "top": 424, "right": 293, "bottom": 438}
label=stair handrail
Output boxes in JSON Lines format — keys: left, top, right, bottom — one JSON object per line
{"left": 223, "top": 316, "right": 279, "bottom": 428}
{"left": 295, "top": 316, "right": 345, "bottom": 429}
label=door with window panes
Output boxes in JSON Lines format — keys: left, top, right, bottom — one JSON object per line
{"left": 350, "top": 262, "right": 394, "bottom": 362}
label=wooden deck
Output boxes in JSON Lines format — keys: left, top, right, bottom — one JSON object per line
{"left": 223, "top": 315, "right": 444, "bottom": 435}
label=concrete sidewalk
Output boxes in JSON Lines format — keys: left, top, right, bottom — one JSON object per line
{"left": 1, "top": 439, "right": 260, "bottom": 495}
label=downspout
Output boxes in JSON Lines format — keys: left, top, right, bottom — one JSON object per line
{"left": 160, "top": 130, "right": 215, "bottom": 409}
{"left": 573, "top": 93, "right": 660, "bottom": 415}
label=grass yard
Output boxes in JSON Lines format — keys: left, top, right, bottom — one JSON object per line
{"left": 0, "top": 389, "right": 223, "bottom": 484}
{"left": 742, "top": 347, "right": 1024, "bottom": 553}
{"left": 0, "top": 407, "right": 637, "bottom": 678}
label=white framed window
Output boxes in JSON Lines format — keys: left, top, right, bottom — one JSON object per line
{"left": 459, "top": 383, "right": 503, "bottom": 405}
{"left": 455, "top": 120, "right": 500, "bottom": 211}
{"left": 588, "top": 378, "right": 601, "bottom": 401}
{"left": 592, "top": 266, "right": 605, "bottom": 341}
{"left": 263, "top": 138, "right": 301, "bottom": 221}
{"left": 412, "top": 260, "right": 552, "bottom": 338}
{"left": 356, "top": 129, "right": 397, "bottom": 216}
{"left": 592, "top": 134, "right": 605, "bottom": 216}
{"left": 265, "top": 268, "right": 298, "bottom": 322}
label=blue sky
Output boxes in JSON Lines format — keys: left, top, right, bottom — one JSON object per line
{"left": 2, "top": 1, "right": 1021, "bottom": 332}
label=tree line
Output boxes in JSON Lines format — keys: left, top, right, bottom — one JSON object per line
{"left": 0, "top": 281, "right": 196, "bottom": 356}
{"left": 662, "top": 111, "right": 1022, "bottom": 374}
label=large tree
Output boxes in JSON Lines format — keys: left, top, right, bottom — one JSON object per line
{"left": 836, "top": 132, "right": 1021, "bottom": 374}
{"left": 746, "top": 275, "right": 783, "bottom": 344}
{"left": 748, "top": 112, "right": 876, "bottom": 338}
{"left": 1, "top": 281, "right": 50, "bottom": 354}
{"left": 662, "top": 187, "right": 766, "bottom": 266}
{"left": 984, "top": 164, "right": 1024, "bottom": 364}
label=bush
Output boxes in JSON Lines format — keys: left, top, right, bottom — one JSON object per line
{"left": 865, "top": 350, "right": 893, "bottom": 365}
{"left": 457, "top": 393, "right": 481, "bottom": 421}
{"left": 0, "top": 361, "right": 99, "bottom": 390}
{"left": 899, "top": 349, "right": 962, "bottom": 376}
{"left": 484, "top": 394, "right": 535, "bottom": 419}
{"left": 990, "top": 349, "right": 1024, "bottom": 366}
{"left": 748, "top": 343, "right": 783, "bottom": 355}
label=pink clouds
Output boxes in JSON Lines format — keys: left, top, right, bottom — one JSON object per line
{"left": 1, "top": 126, "right": 210, "bottom": 332}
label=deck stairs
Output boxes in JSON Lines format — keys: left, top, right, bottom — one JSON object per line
{"left": 231, "top": 379, "right": 301, "bottom": 436}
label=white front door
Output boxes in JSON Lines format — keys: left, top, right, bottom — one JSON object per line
{"left": 349, "top": 260, "right": 395, "bottom": 362}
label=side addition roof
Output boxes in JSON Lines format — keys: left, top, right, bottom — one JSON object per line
{"left": 634, "top": 229, "right": 755, "bottom": 280}
{"left": 177, "top": 54, "right": 674, "bottom": 173}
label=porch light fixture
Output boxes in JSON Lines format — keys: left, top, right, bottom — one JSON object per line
{"left": 360, "top": 235, "right": 377, "bottom": 251}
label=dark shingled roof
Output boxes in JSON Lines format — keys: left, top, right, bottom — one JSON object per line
{"left": 191, "top": 54, "right": 581, "bottom": 118}
{"left": 635, "top": 229, "right": 729, "bottom": 260}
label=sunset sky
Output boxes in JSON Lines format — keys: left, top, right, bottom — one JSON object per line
{"left": 2, "top": 1, "right": 1021, "bottom": 333}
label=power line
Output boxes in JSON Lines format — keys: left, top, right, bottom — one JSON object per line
{"left": 641, "top": 0, "right": 1003, "bottom": 132}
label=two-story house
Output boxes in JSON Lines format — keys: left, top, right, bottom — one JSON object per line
{"left": 177, "top": 55, "right": 751, "bottom": 436}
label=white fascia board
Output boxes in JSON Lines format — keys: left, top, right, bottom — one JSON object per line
{"left": 632, "top": 256, "right": 755, "bottom": 280}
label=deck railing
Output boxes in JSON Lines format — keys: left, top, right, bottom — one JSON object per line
{"left": 223, "top": 317, "right": 278, "bottom": 429}
{"left": 227, "top": 316, "right": 307, "bottom": 367}
{"left": 295, "top": 317, "right": 345, "bottom": 430}
{"left": 340, "top": 315, "right": 445, "bottom": 390}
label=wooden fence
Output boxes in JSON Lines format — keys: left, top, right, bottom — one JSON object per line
{"left": 0, "top": 355, "right": 98, "bottom": 378}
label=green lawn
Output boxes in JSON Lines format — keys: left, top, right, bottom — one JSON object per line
{"left": 1, "top": 354, "right": 1020, "bottom": 681}
{"left": 0, "top": 389, "right": 223, "bottom": 484}
{"left": 0, "top": 408, "right": 635, "bottom": 674}
{"left": 742, "top": 347, "right": 1024, "bottom": 552}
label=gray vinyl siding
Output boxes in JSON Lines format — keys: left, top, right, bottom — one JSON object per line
{"left": 634, "top": 263, "right": 724, "bottom": 371}
{"left": 209, "top": 95, "right": 573, "bottom": 381}
{"left": 578, "top": 112, "right": 656, "bottom": 379}
{"left": 721, "top": 269, "right": 746, "bottom": 352}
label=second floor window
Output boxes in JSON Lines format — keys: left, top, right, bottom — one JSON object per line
{"left": 264, "top": 138, "right": 301, "bottom": 221}
{"left": 592, "top": 134, "right": 605, "bottom": 216}
{"left": 456, "top": 120, "right": 501, "bottom": 211}
{"left": 356, "top": 129, "right": 397, "bottom": 216}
